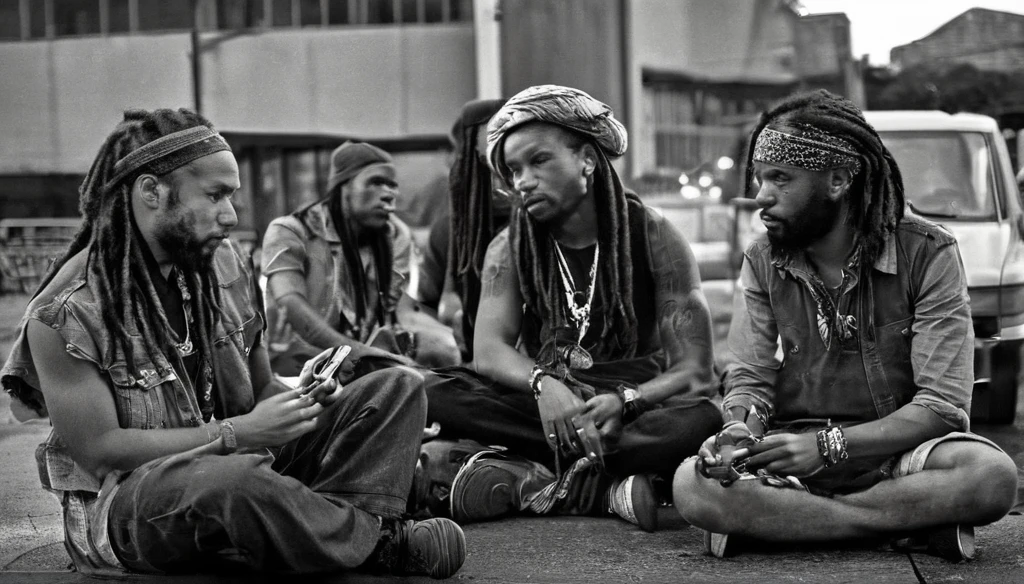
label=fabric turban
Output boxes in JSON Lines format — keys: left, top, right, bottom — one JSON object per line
{"left": 486, "top": 84, "right": 628, "bottom": 183}
{"left": 327, "top": 141, "right": 393, "bottom": 192}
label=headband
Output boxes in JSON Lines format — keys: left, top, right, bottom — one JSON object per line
{"left": 753, "top": 125, "right": 862, "bottom": 175}
{"left": 107, "top": 126, "right": 231, "bottom": 189}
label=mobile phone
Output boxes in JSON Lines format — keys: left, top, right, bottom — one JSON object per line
{"left": 311, "top": 345, "right": 351, "bottom": 382}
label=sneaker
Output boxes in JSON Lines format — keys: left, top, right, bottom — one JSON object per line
{"left": 704, "top": 529, "right": 730, "bottom": 558}
{"left": 371, "top": 518, "right": 467, "bottom": 579}
{"left": 449, "top": 451, "right": 554, "bottom": 523}
{"left": 891, "top": 524, "right": 975, "bottom": 562}
{"left": 605, "top": 474, "right": 658, "bottom": 532}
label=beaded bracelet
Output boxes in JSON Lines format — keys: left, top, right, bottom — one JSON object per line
{"left": 815, "top": 425, "right": 849, "bottom": 468}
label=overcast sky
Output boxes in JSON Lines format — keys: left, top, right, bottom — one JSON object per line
{"left": 798, "top": 0, "right": 1024, "bottom": 65}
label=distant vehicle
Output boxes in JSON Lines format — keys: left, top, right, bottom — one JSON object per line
{"left": 866, "top": 111, "right": 1024, "bottom": 424}
{"left": 728, "top": 111, "right": 1024, "bottom": 424}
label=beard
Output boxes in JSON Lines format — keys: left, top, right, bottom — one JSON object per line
{"left": 154, "top": 209, "right": 218, "bottom": 272}
{"left": 766, "top": 189, "right": 842, "bottom": 255}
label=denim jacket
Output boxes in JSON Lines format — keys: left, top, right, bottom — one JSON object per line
{"left": 0, "top": 240, "right": 264, "bottom": 572}
{"left": 261, "top": 201, "right": 412, "bottom": 359}
{"left": 722, "top": 214, "right": 973, "bottom": 431}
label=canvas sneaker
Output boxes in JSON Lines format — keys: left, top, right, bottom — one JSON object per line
{"left": 370, "top": 517, "right": 467, "bottom": 579}
{"left": 605, "top": 474, "right": 658, "bottom": 532}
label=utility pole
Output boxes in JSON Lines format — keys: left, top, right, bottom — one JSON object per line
{"left": 190, "top": 0, "right": 203, "bottom": 114}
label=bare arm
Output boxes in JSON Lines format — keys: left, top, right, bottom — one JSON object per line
{"left": 472, "top": 230, "right": 532, "bottom": 386}
{"left": 30, "top": 320, "right": 326, "bottom": 480}
{"left": 638, "top": 215, "right": 719, "bottom": 405}
{"left": 267, "top": 271, "right": 367, "bottom": 351}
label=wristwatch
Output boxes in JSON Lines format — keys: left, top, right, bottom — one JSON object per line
{"left": 617, "top": 383, "right": 648, "bottom": 424}
{"left": 219, "top": 420, "right": 238, "bottom": 453}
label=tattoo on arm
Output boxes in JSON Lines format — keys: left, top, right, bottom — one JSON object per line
{"left": 659, "top": 297, "right": 712, "bottom": 354}
{"left": 481, "top": 235, "right": 513, "bottom": 298}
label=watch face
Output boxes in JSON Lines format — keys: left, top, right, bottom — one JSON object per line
{"left": 624, "top": 388, "right": 640, "bottom": 403}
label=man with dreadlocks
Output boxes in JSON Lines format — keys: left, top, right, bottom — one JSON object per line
{"left": 415, "top": 97, "right": 508, "bottom": 360}
{"left": 0, "top": 109, "right": 466, "bottom": 578}
{"left": 262, "top": 140, "right": 460, "bottom": 375}
{"left": 422, "top": 85, "right": 722, "bottom": 531}
{"left": 673, "top": 90, "right": 1017, "bottom": 562}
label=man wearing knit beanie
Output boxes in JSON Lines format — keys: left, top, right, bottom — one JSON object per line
{"left": 262, "top": 141, "right": 461, "bottom": 377}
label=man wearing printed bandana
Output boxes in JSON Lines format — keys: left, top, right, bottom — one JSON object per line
{"left": 422, "top": 85, "right": 722, "bottom": 531}
{"left": 0, "top": 110, "right": 466, "bottom": 578}
{"left": 674, "top": 90, "right": 1017, "bottom": 561}
{"left": 262, "top": 141, "right": 461, "bottom": 376}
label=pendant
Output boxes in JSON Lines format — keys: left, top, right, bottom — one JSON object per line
{"left": 572, "top": 291, "right": 586, "bottom": 307}
{"left": 177, "top": 339, "right": 194, "bottom": 356}
{"left": 561, "top": 343, "right": 593, "bottom": 370}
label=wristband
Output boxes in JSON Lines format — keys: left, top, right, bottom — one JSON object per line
{"left": 219, "top": 420, "right": 238, "bottom": 453}
{"left": 529, "top": 365, "right": 546, "bottom": 400}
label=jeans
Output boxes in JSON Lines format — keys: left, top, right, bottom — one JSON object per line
{"left": 107, "top": 366, "right": 426, "bottom": 574}
{"left": 425, "top": 368, "right": 722, "bottom": 478}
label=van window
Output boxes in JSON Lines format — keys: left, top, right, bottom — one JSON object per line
{"left": 878, "top": 131, "right": 997, "bottom": 220}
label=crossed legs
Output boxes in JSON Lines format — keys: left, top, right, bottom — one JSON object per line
{"left": 673, "top": 440, "right": 1017, "bottom": 541}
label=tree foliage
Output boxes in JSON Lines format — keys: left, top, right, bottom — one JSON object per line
{"left": 866, "top": 63, "right": 1024, "bottom": 115}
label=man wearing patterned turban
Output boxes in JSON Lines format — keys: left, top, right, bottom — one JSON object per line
{"left": 674, "top": 90, "right": 1016, "bottom": 562}
{"left": 420, "top": 85, "right": 723, "bottom": 531}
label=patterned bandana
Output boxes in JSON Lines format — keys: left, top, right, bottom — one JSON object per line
{"left": 753, "top": 125, "right": 862, "bottom": 175}
{"left": 107, "top": 125, "right": 231, "bottom": 189}
{"left": 486, "top": 84, "right": 627, "bottom": 183}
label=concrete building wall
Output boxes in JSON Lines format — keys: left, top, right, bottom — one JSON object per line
{"left": 0, "top": 24, "right": 477, "bottom": 174}
{"left": 891, "top": 9, "right": 1024, "bottom": 72}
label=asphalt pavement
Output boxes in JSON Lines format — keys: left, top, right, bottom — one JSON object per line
{"left": 1, "top": 286, "right": 1023, "bottom": 583}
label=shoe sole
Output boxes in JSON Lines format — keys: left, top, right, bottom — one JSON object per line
{"left": 450, "top": 451, "right": 515, "bottom": 523}
{"left": 704, "top": 530, "right": 729, "bottom": 558}
{"left": 418, "top": 519, "right": 468, "bottom": 579}
{"left": 630, "top": 475, "right": 659, "bottom": 533}
{"left": 929, "top": 524, "right": 975, "bottom": 562}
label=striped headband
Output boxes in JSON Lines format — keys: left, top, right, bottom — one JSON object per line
{"left": 106, "top": 126, "right": 231, "bottom": 190}
{"left": 753, "top": 125, "right": 862, "bottom": 175}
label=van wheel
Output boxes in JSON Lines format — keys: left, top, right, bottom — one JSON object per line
{"left": 973, "top": 339, "right": 1022, "bottom": 425}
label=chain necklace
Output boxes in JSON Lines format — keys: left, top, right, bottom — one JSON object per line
{"left": 173, "top": 269, "right": 195, "bottom": 357}
{"left": 173, "top": 269, "right": 214, "bottom": 418}
{"left": 552, "top": 240, "right": 599, "bottom": 369}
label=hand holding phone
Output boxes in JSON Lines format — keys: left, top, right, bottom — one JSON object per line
{"left": 301, "top": 345, "right": 351, "bottom": 398}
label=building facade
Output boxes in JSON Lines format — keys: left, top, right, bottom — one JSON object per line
{"left": 0, "top": 0, "right": 862, "bottom": 237}
{"left": 890, "top": 8, "right": 1024, "bottom": 73}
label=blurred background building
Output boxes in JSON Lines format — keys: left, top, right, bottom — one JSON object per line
{"left": 0, "top": 0, "right": 864, "bottom": 238}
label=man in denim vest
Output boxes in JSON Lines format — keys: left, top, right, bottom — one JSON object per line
{"left": 0, "top": 109, "right": 465, "bottom": 578}
{"left": 673, "top": 90, "right": 1017, "bottom": 561}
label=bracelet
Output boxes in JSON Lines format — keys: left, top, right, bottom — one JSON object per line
{"left": 219, "top": 420, "right": 238, "bottom": 454}
{"left": 815, "top": 425, "right": 848, "bottom": 468}
{"left": 529, "top": 365, "right": 546, "bottom": 400}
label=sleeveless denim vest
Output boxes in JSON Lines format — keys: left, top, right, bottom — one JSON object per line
{"left": 0, "top": 239, "right": 264, "bottom": 571}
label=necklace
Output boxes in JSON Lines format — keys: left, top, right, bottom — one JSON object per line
{"left": 173, "top": 269, "right": 195, "bottom": 357}
{"left": 552, "top": 239, "right": 598, "bottom": 369}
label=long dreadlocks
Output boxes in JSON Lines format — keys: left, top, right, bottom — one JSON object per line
{"left": 36, "top": 108, "right": 227, "bottom": 418}
{"left": 509, "top": 128, "right": 640, "bottom": 360}
{"left": 746, "top": 89, "right": 905, "bottom": 267}
{"left": 448, "top": 98, "right": 506, "bottom": 352}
